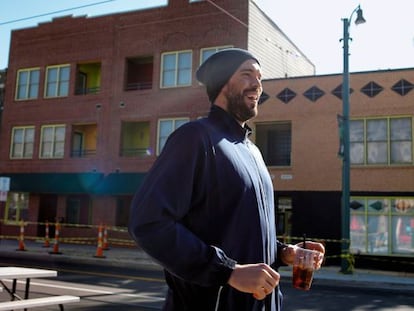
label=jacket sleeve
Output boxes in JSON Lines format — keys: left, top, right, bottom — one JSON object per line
{"left": 128, "top": 122, "right": 235, "bottom": 286}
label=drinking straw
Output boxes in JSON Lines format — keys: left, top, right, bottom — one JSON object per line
{"left": 303, "top": 234, "right": 306, "bottom": 249}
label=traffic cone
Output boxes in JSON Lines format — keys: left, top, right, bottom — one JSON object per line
{"left": 16, "top": 220, "right": 26, "bottom": 251}
{"left": 103, "top": 224, "right": 109, "bottom": 250}
{"left": 43, "top": 221, "right": 50, "bottom": 248}
{"left": 94, "top": 224, "right": 105, "bottom": 258}
{"left": 49, "top": 221, "right": 62, "bottom": 254}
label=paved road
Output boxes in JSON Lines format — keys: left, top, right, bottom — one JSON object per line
{"left": 1, "top": 260, "right": 412, "bottom": 311}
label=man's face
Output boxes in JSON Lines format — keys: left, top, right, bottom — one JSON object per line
{"left": 223, "top": 59, "right": 263, "bottom": 123}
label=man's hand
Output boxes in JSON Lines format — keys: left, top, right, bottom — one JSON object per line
{"left": 280, "top": 241, "right": 325, "bottom": 268}
{"left": 227, "top": 263, "right": 280, "bottom": 300}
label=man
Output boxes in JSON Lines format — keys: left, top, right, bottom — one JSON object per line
{"left": 129, "top": 48, "right": 324, "bottom": 310}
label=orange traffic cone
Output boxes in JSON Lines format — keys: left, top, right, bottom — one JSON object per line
{"left": 16, "top": 220, "right": 26, "bottom": 251}
{"left": 49, "top": 221, "right": 62, "bottom": 254}
{"left": 94, "top": 224, "right": 106, "bottom": 258}
{"left": 43, "top": 221, "right": 50, "bottom": 248}
{"left": 103, "top": 225, "right": 109, "bottom": 250}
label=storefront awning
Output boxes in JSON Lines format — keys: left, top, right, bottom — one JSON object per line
{"left": 4, "top": 172, "right": 146, "bottom": 195}
{"left": 92, "top": 173, "right": 146, "bottom": 195}
{"left": 5, "top": 173, "right": 104, "bottom": 194}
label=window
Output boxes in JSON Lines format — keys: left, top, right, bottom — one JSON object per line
{"left": 350, "top": 117, "right": 413, "bottom": 165}
{"left": 5, "top": 192, "right": 29, "bottom": 223}
{"left": 15, "top": 68, "right": 40, "bottom": 100}
{"left": 200, "top": 46, "right": 232, "bottom": 64}
{"left": 350, "top": 197, "right": 414, "bottom": 256}
{"left": 161, "top": 51, "right": 192, "bottom": 88}
{"left": 157, "top": 118, "right": 189, "bottom": 154}
{"left": 66, "top": 195, "right": 91, "bottom": 225}
{"left": 255, "top": 122, "right": 292, "bottom": 166}
{"left": 276, "top": 197, "right": 292, "bottom": 243}
{"left": 10, "top": 126, "right": 35, "bottom": 159}
{"left": 45, "top": 65, "right": 70, "bottom": 97}
{"left": 40, "top": 125, "right": 66, "bottom": 158}
{"left": 277, "top": 88, "right": 296, "bottom": 104}
{"left": 303, "top": 86, "right": 324, "bottom": 102}
{"left": 116, "top": 196, "right": 132, "bottom": 227}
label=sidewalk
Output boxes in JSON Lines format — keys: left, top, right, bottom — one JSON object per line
{"left": 1, "top": 239, "right": 413, "bottom": 293}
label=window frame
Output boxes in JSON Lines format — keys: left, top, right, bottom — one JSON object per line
{"left": 15, "top": 68, "right": 40, "bottom": 100}
{"left": 199, "top": 46, "right": 233, "bottom": 64}
{"left": 44, "top": 64, "right": 71, "bottom": 98}
{"left": 156, "top": 117, "right": 189, "bottom": 155}
{"left": 39, "top": 124, "right": 66, "bottom": 159}
{"left": 350, "top": 196, "right": 414, "bottom": 256}
{"left": 4, "top": 192, "right": 29, "bottom": 223}
{"left": 10, "top": 126, "right": 35, "bottom": 159}
{"left": 350, "top": 116, "right": 413, "bottom": 166}
{"left": 160, "top": 50, "right": 192, "bottom": 88}
{"left": 255, "top": 121, "right": 292, "bottom": 167}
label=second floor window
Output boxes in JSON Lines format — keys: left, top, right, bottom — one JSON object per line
{"left": 40, "top": 125, "right": 66, "bottom": 158}
{"left": 157, "top": 118, "right": 189, "bottom": 154}
{"left": 200, "top": 46, "right": 232, "bottom": 64}
{"left": 16, "top": 68, "right": 40, "bottom": 100}
{"left": 161, "top": 51, "right": 192, "bottom": 88}
{"left": 350, "top": 117, "right": 413, "bottom": 165}
{"left": 256, "top": 122, "right": 292, "bottom": 166}
{"left": 45, "top": 65, "right": 70, "bottom": 98}
{"left": 10, "top": 126, "right": 35, "bottom": 159}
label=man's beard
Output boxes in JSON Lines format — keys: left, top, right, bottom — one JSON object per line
{"left": 226, "top": 89, "right": 259, "bottom": 123}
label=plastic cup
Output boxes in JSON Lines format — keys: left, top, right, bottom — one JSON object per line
{"left": 292, "top": 248, "right": 323, "bottom": 291}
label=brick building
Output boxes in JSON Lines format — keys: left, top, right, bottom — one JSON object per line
{"left": 0, "top": 1, "right": 314, "bottom": 241}
{"left": 258, "top": 69, "right": 414, "bottom": 265}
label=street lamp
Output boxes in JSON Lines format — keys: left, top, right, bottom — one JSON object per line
{"left": 340, "top": 5, "right": 365, "bottom": 274}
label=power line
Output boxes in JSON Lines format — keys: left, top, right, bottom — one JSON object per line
{"left": 0, "top": 0, "right": 116, "bottom": 26}
{"left": 205, "top": 0, "right": 248, "bottom": 28}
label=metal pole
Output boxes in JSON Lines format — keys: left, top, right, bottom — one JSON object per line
{"left": 341, "top": 17, "right": 351, "bottom": 273}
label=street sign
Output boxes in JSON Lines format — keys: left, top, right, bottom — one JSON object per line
{"left": 0, "top": 177, "right": 10, "bottom": 192}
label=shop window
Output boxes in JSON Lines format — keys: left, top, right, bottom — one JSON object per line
{"left": 4, "top": 192, "right": 29, "bottom": 223}
{"left": 350, "top": 197, "right": 414, "bottom": 256}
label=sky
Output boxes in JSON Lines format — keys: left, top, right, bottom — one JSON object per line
{"left": 1, "top": 0, "right": 414, "bottom": 75}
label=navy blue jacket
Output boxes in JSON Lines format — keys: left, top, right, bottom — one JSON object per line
{"left": 129, "top": 105, "right": 286, "bottom": 311}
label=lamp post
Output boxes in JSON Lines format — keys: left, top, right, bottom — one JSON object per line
{"left": 340, "top": 5, "right": 365, "bottom": 274}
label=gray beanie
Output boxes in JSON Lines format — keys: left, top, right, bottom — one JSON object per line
{"left": 196, "top": 48, "right": 260, "bottom": 103}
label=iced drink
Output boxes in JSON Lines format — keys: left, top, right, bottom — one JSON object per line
{"left": 292, "top": 248, "right": 322, "bottom": 291}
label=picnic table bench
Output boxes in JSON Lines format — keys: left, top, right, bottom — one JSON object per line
{"left": 0, "top": 295, "right": 80, "bottom": 310}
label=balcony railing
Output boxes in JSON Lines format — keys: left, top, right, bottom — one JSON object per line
{"left": 75, "top": 86, "right": 101, "bottom": 95}
{"left": 120, "top": 148, "right": 151, "bottom": 157}
{"left": 125, "top": 82, "right": 152, "bottom": 91}
{"left": 70, "top": 149, "right": 97, "bottom": 158}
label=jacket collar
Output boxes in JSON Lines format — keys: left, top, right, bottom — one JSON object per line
{"left": 208, "top": 105, "right": 252, "bottom": 141}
